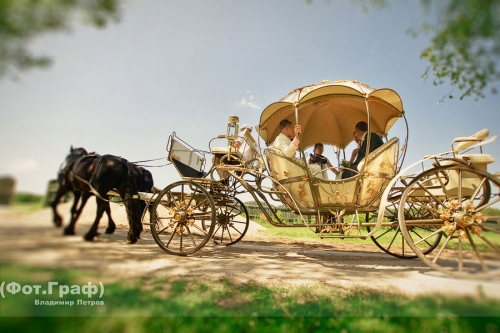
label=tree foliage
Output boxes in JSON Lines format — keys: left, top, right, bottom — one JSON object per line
{"left": 418, "top": 0, "right": 500, "bottom": 100}
{"left": 0, "top": 0, "right": 121, "bottom": 78}
{"left": 309, "top": 0, "right": 500, "bottom": 100}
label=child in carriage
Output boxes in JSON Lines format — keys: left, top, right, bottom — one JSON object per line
{"left": 308, "top": 143, "right": 337, "bottom": 179}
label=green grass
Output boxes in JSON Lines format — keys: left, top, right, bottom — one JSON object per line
{"left": 252, "top": 216, "right": 380, "bottom": 246}
{"left": 253, "top": 212, "right": 500, "bottom": 253}
{"left": 0, "top": 263, "right": 499, "bottom": 332}
{"left": 6, "top": 192, "right": 45, "bottom": 212}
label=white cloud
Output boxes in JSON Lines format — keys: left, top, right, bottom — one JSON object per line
{"left": 236, "top": 91, "right": 261, "bottom": 110}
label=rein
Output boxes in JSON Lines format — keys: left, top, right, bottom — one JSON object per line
{"left": 131, "top": 156, "right": 171, "bottom": 168}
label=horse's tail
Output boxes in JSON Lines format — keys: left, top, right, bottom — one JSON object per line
{"left": 124, "top": 161, "right": 144, "bottom": 243}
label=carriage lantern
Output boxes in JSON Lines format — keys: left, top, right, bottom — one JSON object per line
{"left": 226, "top": 115, "right": 239, "bottom": 144}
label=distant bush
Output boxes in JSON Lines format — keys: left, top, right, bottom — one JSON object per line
{"left": 12, "top": 192, "right": 43, "bottom": 204}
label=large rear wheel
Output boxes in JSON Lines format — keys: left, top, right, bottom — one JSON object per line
{"left": 399, "top": 164, "right": 500, "bottom": 278}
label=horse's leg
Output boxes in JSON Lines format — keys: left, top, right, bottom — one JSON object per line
{"left": 50, "top": 186, "right": 68, "bottom": 227}
{"left": 84, "top": 197, "right": 106, "bottom": 241}
{"left": 69, "top": 192, "right": 81, "bottom": 222}
{"left": 104, "top": 202, "right": 116, "bottom": 234}
{"left": 124, "top": 199, "right": 146, "bottom": 244}
{"left": 63, "top": 192, "right": 89, "bottom": 235}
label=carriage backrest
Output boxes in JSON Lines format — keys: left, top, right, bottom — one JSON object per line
{"left": 168, "top": 137, "right": 205, "bottom": 178}
{"left": 450, "top": 129, "right": 496, "bottom": 172}
{"left": 264, "top": 148, "right": 316, "bottom": 210}
{"left": 357, "top": 137, "right": 399, "bottom": 207}
{"left": 452, "top": 128, "right": 489, "bottom": 154}
{"left": 356, "top": 137, "right": 399, "bottom": 172}
{"left": 265, "top": 147, "right": 363, "bottom": 212}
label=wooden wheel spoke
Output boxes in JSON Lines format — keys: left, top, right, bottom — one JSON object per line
{"left": 192, "top": 197, "right": 210, "bottom": 211}
{"left": 189, "top": 223, "right": 208, "bottom": 235}
{"left": 431, "top": 231, "right": 454, "bottom": 265}
{"left": 374, "top": 227, "right": 395, "bottom": 240}
{"left": 184, "top": 226, "right": 198, "bottom": 247}
{"left": 469, "top": 176, "right": 487, "bottom": 203}
{"left": 411, "top": 228, "right": 441, "bottom": 247}
{"left": 228, "top": 225, "right": 242, "bottom": 237}
{"left": 465, "top": 228, "right": 489, "bottom": 272}
{"left": 413, "top": 179, "right": 446, "bottom": 207}
{"left": 476, "top": 233, "right": 500, "bottom": 253}
{"left": 405, "top": 198, "right": 440, "bottom": 216}
{"left": 165, "top": 223, "right": 178, "bottom": 248}
{"left": 386, "top": 227, "right": 400, "bottom": 251}
{"left": 476, "top": 196, "right": 500, "bottom": 212}
{"left": 155, "top": 224, "right": 169, "bottom": 234}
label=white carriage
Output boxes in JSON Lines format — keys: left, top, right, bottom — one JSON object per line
{"left": 146, "top": 80, "right": 500, "bottom": 279}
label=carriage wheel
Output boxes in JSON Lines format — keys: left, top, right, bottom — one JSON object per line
{"left": 367, "top": 191, "right": 442, "bottom": 259}
{"left": 398, "top": 164, "right": 500, "bottom": 278}
{"left": 204, "top": 197, "right": 249, "bottom": 245}
{"left": 150, "top": 181, "right": 216, "bottom": 256}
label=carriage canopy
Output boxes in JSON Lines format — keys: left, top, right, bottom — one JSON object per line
{"left": 258, "top": 80, "right": 404, "bottom": 149}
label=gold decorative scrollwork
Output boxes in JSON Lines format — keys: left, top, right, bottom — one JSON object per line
{"left": 297, "top": 184, "right": 306, "bottom": 200}
{"left": 366, "top": 181, "right": 378, "bottom": 198}
{"left": 441, "top": 221, "right": 456, "bottom": 234}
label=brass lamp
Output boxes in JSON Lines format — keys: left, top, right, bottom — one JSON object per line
{"left": 226, "top": 115, "right": 239, "bottom": 161}
{"left": 226, "top": 115, "right": 239, "bottom": 143}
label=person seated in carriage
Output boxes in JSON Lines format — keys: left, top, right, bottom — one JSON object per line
{"left": 341, "top": 121, "right": 384, "bottom": 179}
{"left": 273, "top": 119, "right": 322, "bottom": 178}
{"left": 233, "top": 123, "right": 255, "bottom": 162}
{"left": 273, "top": 119, "right": 301, "bottom": 157}
{"left": 349, "top": 131, "right": 361, "bottom": 166}
{"left": 308, "top": 143, "right": 337, "bottom": 179}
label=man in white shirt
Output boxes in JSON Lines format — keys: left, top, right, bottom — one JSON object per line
{"left": 273, "top": 119, "right": 301, "bottom": 157}
{"left": 272, "top": 119, "right": 322, "bottom": 178}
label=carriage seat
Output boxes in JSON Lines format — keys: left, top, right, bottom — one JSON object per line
{"left": 168, "top": 137, "right": 206, "bottom": 179}
{"left": 170, "top": 154, "right": 205, "bottom": 178}
{"left": 265, "top": 147, "right": 322, "bottom": 180}
{"left": 451, "top": 129, "right": 496, "bottom": 172}
{"left": 451, "top": 154, "right": 495, "bottom": 172}
{"left": 210, "top": 146, "right": 243, "bottom": 181}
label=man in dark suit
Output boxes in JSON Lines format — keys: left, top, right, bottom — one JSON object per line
{"left": 341, "top": 121, "right": 384, "bottom": 179}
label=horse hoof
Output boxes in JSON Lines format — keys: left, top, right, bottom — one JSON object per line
{"left": 126, "top": 238, "right": 137, "bottom": 244}
{"left": 83, "top": 234, "right": 96, "bottom": 241}
{"left": 105, "top": 227, "right": 115, "bottom": 234}
{"left": 63, "top": 228, "right": 75, "bottom": 235}
{"left": 54, "top": 219, "right": 63, "bottom": 228}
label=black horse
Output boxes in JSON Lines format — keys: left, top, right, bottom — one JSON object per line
{"left": 51, "top": 147, "right": 115, "bottom": 234}
{"left": 52, "top": 147, "right": 154, "bottom": 243}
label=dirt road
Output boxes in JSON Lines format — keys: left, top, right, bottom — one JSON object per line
{"left": 1, "top": 201, "right": 499, "bottom": 299}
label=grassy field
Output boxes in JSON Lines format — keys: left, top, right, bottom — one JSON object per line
{"left": 0, "top": 264, "right": 499, "bottom": 332}
{"left": 2, "top": 196, "right": 499, "bottom": 331}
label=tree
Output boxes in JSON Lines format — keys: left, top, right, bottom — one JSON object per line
{"left": 308, "top": 0, "right": 500, "bottom": 100}
{"left": 417, "top": 0, "right": 500, "bottom": 100}
{"left": 0, "top": 0, "right": 121, "bottom": 78}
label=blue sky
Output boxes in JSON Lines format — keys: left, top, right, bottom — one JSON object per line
{"left": 1, "top": 0, "right": 499, "bottom": 194}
